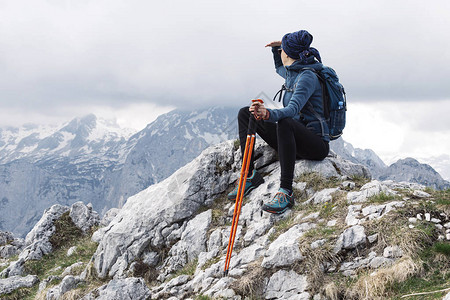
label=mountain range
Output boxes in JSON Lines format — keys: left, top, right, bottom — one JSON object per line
{"left": 0, "top": 107, "right": 448, "bottom": 237}
{"left": 0, "top": 108, "right": 238, "bottom": 236}
{"left": 330, "top": 138, "right": 450, "bottom": 190}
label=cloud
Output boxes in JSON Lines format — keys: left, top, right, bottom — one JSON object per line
{"left": 344, "top": 100, "right": 450, "bottom": 166}
{"left": 0, "top": 0, "right": 449, "bottom": 127}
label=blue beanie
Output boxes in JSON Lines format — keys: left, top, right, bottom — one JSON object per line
{"left": 281, "top": 30, "right": 322, "bottom": 63}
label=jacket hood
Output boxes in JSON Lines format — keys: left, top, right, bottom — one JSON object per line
{"left": 286, "top": 57, "right": 323, "bottom": 72}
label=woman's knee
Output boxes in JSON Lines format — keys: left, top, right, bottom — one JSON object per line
{"left": 238, "top": 106, "right": 250, "bottom": 117}
{"left": 238, "top": 106, "right": 251, "bottom": 123}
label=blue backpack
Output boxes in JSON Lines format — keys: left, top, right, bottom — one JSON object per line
{"left": 273, "top": 66, "right": 347, "bottom": 140}
{"left": 310, "top": 66, "right": 347, "bottom": 140}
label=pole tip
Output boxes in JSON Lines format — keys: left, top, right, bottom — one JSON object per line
{"left": 223, "top": 270, "right": 229, "bottom": 277}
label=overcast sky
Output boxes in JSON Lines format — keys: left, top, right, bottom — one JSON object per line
{"left": 1, "top": 0, "right": 449, "bottom": 178}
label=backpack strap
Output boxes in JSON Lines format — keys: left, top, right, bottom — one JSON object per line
{"left": 273, "top": 84, "right": 286, "bottom": 102}
{"left": 305, "top": 102, "right": 326, "bottom": 137}
{"left": 273, "top": 83, "right": 296, "bottom": 102}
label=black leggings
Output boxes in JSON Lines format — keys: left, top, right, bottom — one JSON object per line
{"left": 238, "top": 106, "right": 329, "bottom": 190}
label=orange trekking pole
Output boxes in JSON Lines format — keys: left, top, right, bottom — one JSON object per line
{"left": 224, "top": 99, "right": 263, "bottom": 275}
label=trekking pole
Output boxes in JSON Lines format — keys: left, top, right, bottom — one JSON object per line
{"left": 224, "top": 99, "right": 263, "bottom": 276}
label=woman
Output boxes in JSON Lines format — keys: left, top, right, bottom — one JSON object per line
{"left": 228, "top": 29, "right": 330, "bottom": 214}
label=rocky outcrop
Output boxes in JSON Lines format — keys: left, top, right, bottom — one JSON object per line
{"left": 4, "top": 138, "right": 448, "bottom": 299}
{"left": 1, "top": 201, "right": 99, "bottom": 282}
{"left": 93, "top": 140, "right": 239, "bottom": 279}
{"left": 0, "top": 274, "right": 39, "bottom": 296}
{"left": 92, "top": 141, "right": 370, "bottom": 280}
{"left": 331, "top": 139, "right": 450, "bottom": 190}
{"left": 0, "top": 231, "right": 24, "bottom": 259}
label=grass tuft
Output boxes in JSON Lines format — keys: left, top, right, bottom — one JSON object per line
{"left": 433, "top": 242, "right": 450, "bottom": 257}
{"left": 174, "top": 259, "right": 198, "bottom": 277}
{"left": 24, "top": 234, "right": 98, "bottom": 278}
{"left": 230, "top": 260, "right": 267, "bottom": 298}
{"left": 201, "top": 256, "right": 221, "bottom": 271}
{"left": 296, "top": 172, "right": 341, "bottom": 192}
{"left": 347, "top": 256, "right": 423, "bottom": 300}
{"left": 367, "top": 192, "right": 402, "bottom": 204}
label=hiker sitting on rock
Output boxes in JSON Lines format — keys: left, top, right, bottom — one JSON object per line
{"left": 228, "top": 29, "right": 330, "bottom": 214}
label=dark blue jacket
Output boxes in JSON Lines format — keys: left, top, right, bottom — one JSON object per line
{"left": 266, "top": 47, "right": 330, "bottom": 142}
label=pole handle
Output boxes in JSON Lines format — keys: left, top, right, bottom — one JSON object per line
{"left": 248, "top": 99, "right": 263, "bottom": 135}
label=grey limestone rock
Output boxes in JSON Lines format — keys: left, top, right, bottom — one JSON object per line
{"left": 152, "top": 274, "right": 190, "bottom": 298}
{"left": 207, "top": 228, "right": 222, "bottom": 253}
{"left": 0, "top": 245, "right": 18, "bottom": 259}
{"left": 347, "top": 180, "right": 395, "bottom": 203}
{"left": 46, "top": 275, "right": 82, "bottom": 300}
{"left": 69, "top": 201, "right": 100, "bottom": 233}
{"left": 99, "top": 208, "right": 120, "bottom": 227}
{"left": 265, "top": 269, "right": 309, "bottom": 299}
{"left": 0, "top": 275, "right": 39, "bottom": 296}
{"left": 67, "top": 246, "right": 77, "bottom": 257}
{"left": 345, "top": 201, "right": 405, "bottom": 226}
{"left": 345, "top": 205, "right": 362, "bottom": 226}
{"left": 62, "top": 262, "right": 84, "bottom": 277}
{"left": 163, "top": 210, "right": 212, "bottom": 274}
{"left": 203, "top": 277, "right": 236, "bottom": 298}
{"left": 38, "top": 275, "right": 61, "bottom": 292}
{"left": 228, "top": 243, "right": 265, "bottom": 271}
{"left": 334, "top": 225, "right": 367, "bottom": 253}
{"left": 25, "top": 204, "right": 69, "bottom": 246}
{"left": 262, "top": 223, "right": 315, "bottom": 268}
{"left": 305, "top": 188, "right": 340, "bottom": 205}
{"left": 294, "top": 154, "right": 370, "bottom": 180}
{"left": 383, "top": 246, "right": 404, "bottom": 258}
{"left": 0, "top": 258, "right": 25, "bottom": 278}
{"left": 81, "top": 277, "right": 151, "bottom": 300}
{"left": 0, "top": 231, "right": 14, "bottom": 247}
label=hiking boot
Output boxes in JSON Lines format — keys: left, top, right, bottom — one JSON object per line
{"left": 262, "top": 188, "right": 295, "bottom": 214}
{"left": 228, "top": 170, "right": 264, "bottom": 201}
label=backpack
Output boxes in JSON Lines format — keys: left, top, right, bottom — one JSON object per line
{"left": 310, "top": 66, "right": 347, "bottom": 140}
{"left": 273, "top": 66, "right": 347, "bottom": 140}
